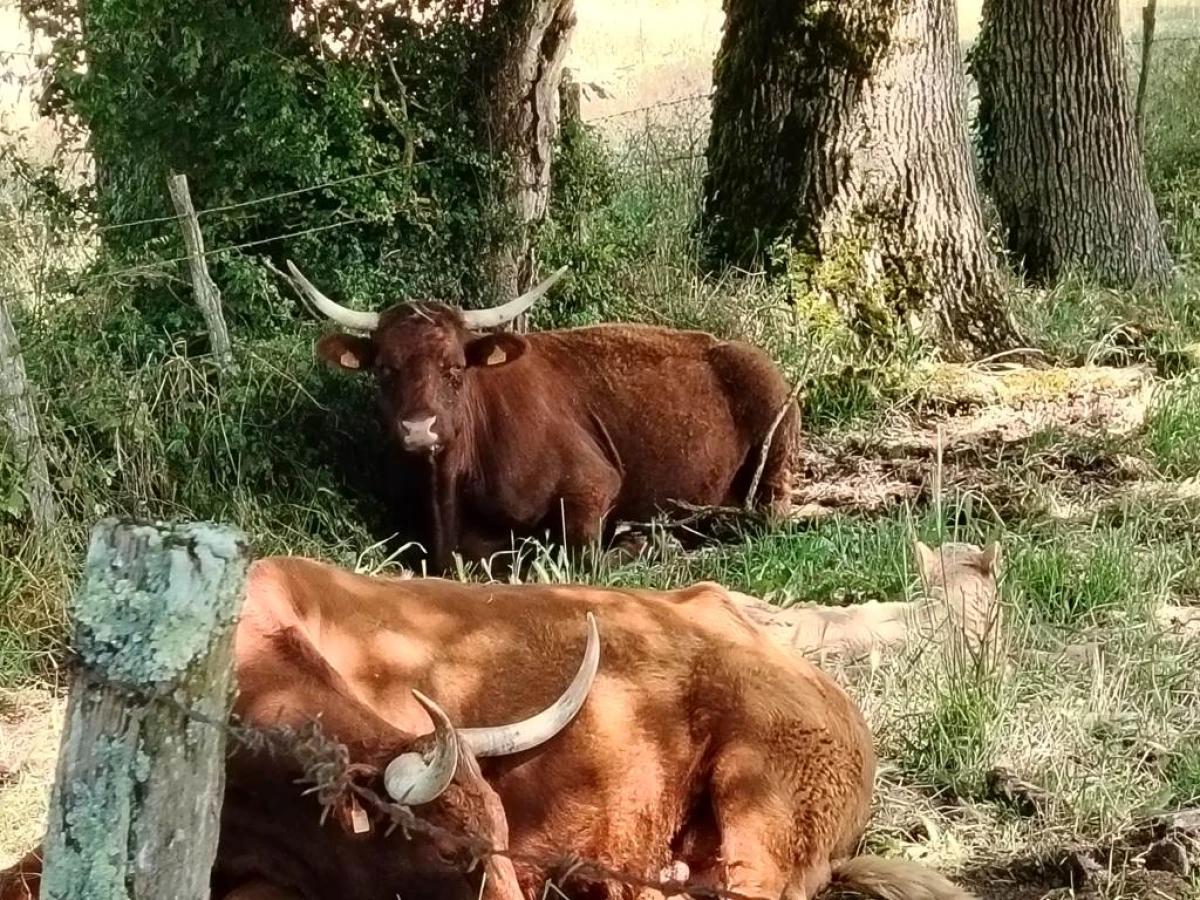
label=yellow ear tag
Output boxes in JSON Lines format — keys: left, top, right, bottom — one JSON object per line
{"left": 340, "top": 352, "right": 360, "bottom": 369}
{"left": 486, "top": 346, "right": 507, "bottom": 366}
{"left": 349, "top": 795, "right": 371, "bottom": 834}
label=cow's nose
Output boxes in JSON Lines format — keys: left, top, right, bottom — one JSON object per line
{"left": 400, "top": 416, "right": 439, "bottom": 451}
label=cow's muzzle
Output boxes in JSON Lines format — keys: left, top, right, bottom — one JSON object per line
{"left": 400, "top": 416, "right": 439, "bottom": 452}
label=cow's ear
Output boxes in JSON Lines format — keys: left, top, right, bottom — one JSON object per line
{"left": 316, "top": 333, "right": 375, "bottom": 372}
{"left": 465, "top": 333, "right": 527, "bottom": 369}
{"left": 913, "top": 540, "right": 939, "bottom": 592}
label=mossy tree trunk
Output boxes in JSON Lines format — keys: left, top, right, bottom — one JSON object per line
{"left": 969, "top": 0, "right": 1173, "bottom": 287}
{"left": 703, "top": 0, "right": 1018, "bottom": 360}
{"left": 476, "top": 0, "right": 577, "bottom": 308}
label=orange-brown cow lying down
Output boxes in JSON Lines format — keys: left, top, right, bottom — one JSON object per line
{"left": 2, "top": 557, "right": 972, "bottom": 900}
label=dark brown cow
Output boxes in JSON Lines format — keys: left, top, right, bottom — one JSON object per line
{"left": 286, "top": 262, "right": 799, "bottom": 571}
{"left": 4, "top": 557, "right": 972, "bottom": 900}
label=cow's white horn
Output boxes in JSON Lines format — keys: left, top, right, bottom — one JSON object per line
{"left": 285, "top": 260, "right": 380, "bottom": 331}
{"left": 460, "top": 611, "right": 600, "bottom": 757}
{"left": 460, "top": 265, "right": 569, "bottom": 330}
{"left": 383, "top": 689, "right": 459, "bottom": 806}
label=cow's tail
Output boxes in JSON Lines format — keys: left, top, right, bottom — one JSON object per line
{"left": 830, "top": 856, "right": 975, "bottom": 900}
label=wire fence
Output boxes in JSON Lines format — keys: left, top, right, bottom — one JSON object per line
{"left": 576, "top": 29, "right": 1200, "bottom": 126}
{"left": 1, "top": 25, "right": 1199, "bottom": 311}
{"left": 0, "top": 157, "right": 448, "bottom": 311}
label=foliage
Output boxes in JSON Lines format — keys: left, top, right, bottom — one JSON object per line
{"left": 18, "top": 0, "right": 523, "bottom": 348}
{"left": 1147, "top": 373, "right": 1200, "bottom": 478}
{"left": 8, "top": 18, "right": 1200, "bottom": 878}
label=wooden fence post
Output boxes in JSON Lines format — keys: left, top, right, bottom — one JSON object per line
{"left": 167, "top": 173, "right": 236, "bottom": 374}
{"left": 0, "top": 291, "right": 57, "bottom": 532}
{"left": 561, "top": 67, "right": 581, "bottom": 127}
{"left": 1135, "top": 0, "right": 1158, "bottom": 150}
{"left": 41, "top": 518, "right": 250, "bottom": 900}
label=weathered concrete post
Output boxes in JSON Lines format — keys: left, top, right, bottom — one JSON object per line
{"left": 41, "top": 518, "right": 250, "bottom": 900}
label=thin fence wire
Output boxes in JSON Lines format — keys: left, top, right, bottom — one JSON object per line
{"left": 0, "top": 157, "right": 445, "bottom": 309}
{"left": 584, "top": 91, "right": 712, "bottom": 125}
{"left": 2, "top": 27, "right": 1200, "bottom": 306}
{"left": 0, "top": 158, "right": 437, "bottom": 235}
{"left": 576, "top": 30, "right": 1200, "bottom": 125}
{"left": 0, "top": 215, "right": 376, "bottom": 310}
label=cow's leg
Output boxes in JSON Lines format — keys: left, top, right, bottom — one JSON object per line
{"left": 707, "top": 737, "right": 859, "bottom": 900}
{"left": 429, "top": 462, "right": 461, "bottom": 575}
{"left": 554, "top": 460, "right": 622, "bottom": 557}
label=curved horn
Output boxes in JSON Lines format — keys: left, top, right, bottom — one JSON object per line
{"left": 285, "top": 259, "right": 380, "bottom": 331}
{"left": 460, "top": 265, "right": 569, "bottom": 330}
{"left": 459, "top": 611, "right": 600, "bottom": 758}
{"left": 383, "top": 689, "right": 460, "bottom": 806}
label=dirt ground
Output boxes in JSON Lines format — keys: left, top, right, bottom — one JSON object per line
{"left": 791, "top": 363, "right": 1158, "bottom": 522}
{"left": 0, "top": 687, "right": 61, "bottom": 870}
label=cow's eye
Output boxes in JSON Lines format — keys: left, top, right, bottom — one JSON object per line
{"left": 432, "top": 843, "right": 458, "bottom": 865}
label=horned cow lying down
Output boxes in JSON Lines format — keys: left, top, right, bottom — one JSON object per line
{"left": 2, "top": 557, "right": 973, "bottom": 900}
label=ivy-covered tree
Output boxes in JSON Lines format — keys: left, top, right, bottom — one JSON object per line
{"left": 19, "top": 0, "right": 575, "bottom": 342}
{"left": 969, "top": 0, "right": 1173, "bottom": 287}
{"left": 702, "top": 0, "right": 1018, "bottom": 359}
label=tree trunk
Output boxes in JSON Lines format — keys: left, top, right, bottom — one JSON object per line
{"left": 476, "top": 0, "right": 577, "bottom": 308}
{"left": 969, "top": 0, "right": 1173, "bottom": 287}
{"left": 703, "top": 0, "right": 1017, "bottom": 360}
{"left": 0, "top": 293, "right": 56, "bottom": 532}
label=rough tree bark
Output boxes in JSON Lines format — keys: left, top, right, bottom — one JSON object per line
{"left": 0, "top": 293, "right": 56, "bottom": 532}
{"left": 703, "top": 0, "right": 1018, "bottom": 360}
{"left": 476, "top": 0, "right": 577, "bottom": 309}
{"left": 41, "top": 519, "right": 249, "bottom": 900}
{"left": 969, "top": 0, "right": 1173, "bottom": 287}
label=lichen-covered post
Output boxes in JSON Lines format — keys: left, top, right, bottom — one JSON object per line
{"left": 41, "top": 519, "right": 249, "bottom": 900}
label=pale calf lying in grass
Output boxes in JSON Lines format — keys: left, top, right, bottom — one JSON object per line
{"left": 726, "top": 541, "right": 1003, "bottom": 667}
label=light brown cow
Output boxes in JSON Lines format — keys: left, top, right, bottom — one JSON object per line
{"left": 3, "top": 557, "right": 973, "bottom": 900}
{"left": 723, "top": 541, "right": 1003, "bottom": 667}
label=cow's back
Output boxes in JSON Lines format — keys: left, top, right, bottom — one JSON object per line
{"left": 245, "top": 558, "right": 868, "bottom": 761}
{"left": 528, "top": 325, "right": 791, "bottom": 515}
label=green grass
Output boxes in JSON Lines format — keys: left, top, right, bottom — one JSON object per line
{"left": 1004, "top": 524, "right": 1172, "bottom": 629}
{"left": 1168, "top": 745, "right": 1200, "bottom": 806}
{"left": 1147, "top": 373, "right": 1200, "bottom": 477}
